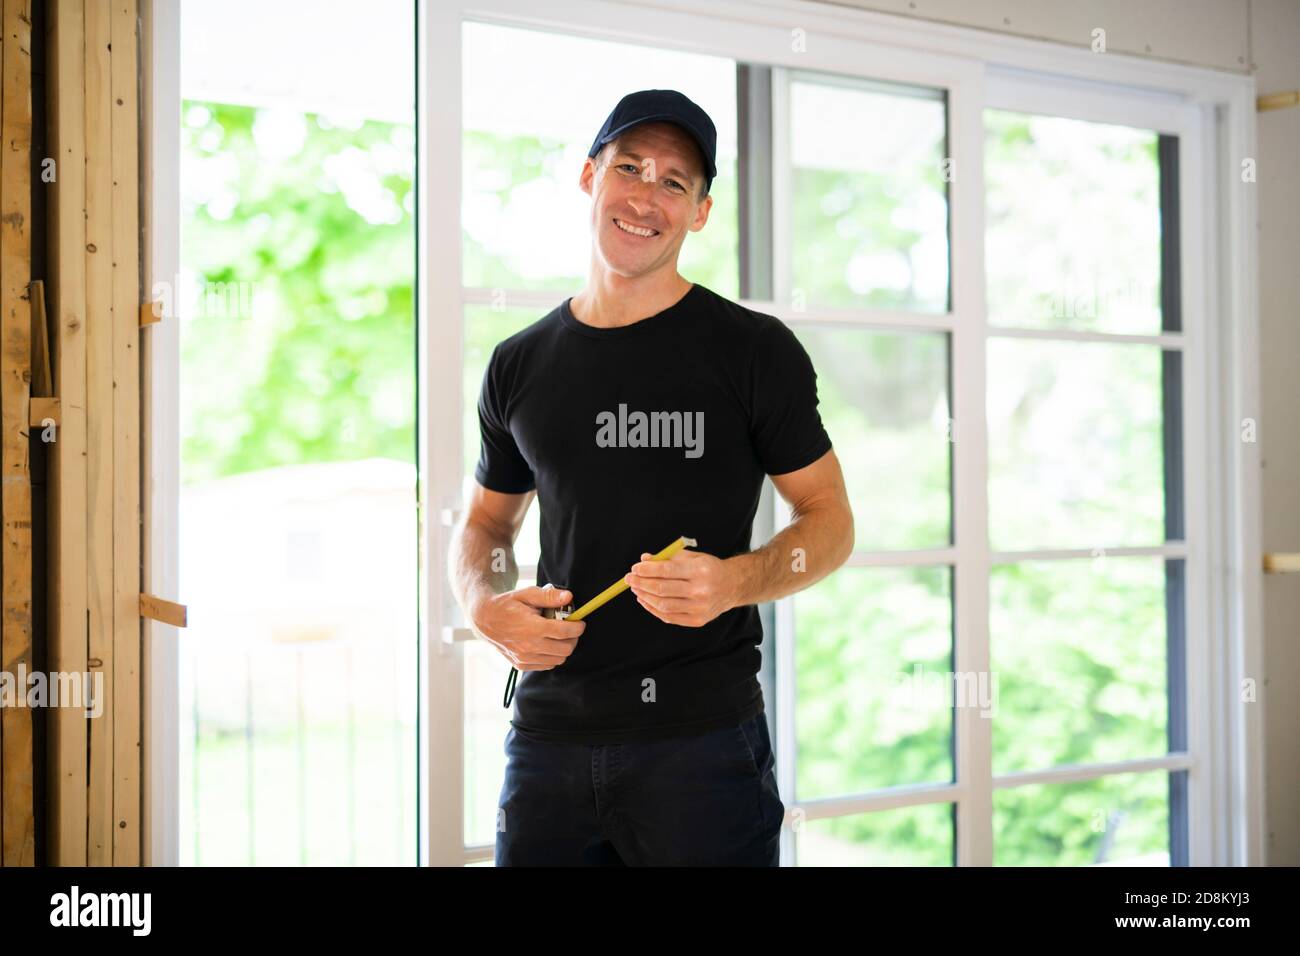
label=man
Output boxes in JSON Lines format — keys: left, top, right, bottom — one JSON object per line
{"left": 449, "top": 89, "right": 854, "bottom": 866}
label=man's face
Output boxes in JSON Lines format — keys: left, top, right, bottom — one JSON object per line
{"left": 579, "top": 122, "right": 713, "bottom": 279}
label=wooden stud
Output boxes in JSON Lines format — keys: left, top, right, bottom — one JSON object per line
{"left": 43, "top": 0, "right": 147, "bottom": 869}
{"left": 45, "top": 0, "right": 90, "bottom": 868}
{"left": 1, "top": 0, "right": 35, "bottom": 868}
{"left": 84, "top": 0, "right": 115, "bottom": 867}
{"left": 110, "top": 0, "right": 142, "bottom": 867}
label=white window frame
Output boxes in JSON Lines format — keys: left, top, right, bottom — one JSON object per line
{"left": 140, "top": 0, "right": 1261, "bottom": 866}
{"left": 142, "top": 0, "right": 182, "bottom": 867}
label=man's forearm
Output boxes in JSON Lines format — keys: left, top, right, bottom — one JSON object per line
{"left": 449, "top": 518, "right": 519, "bottom": 621}
{"left": 725, "top": 503, "right": 853, "bottom": 609}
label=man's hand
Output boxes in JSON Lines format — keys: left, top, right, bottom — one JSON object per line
{"left": 469, "top": 585, "right": 586, "bottom": 671}
{"left": 624, "top": 548, "right": 738, "bottom": 628}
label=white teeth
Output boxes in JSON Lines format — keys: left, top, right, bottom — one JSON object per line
{"left": 614, "top": 218, "right": 657, "bottom": 237}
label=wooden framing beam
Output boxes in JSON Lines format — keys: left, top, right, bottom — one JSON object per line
{"left": 43, "top": 0, "right": 142, "bottom": 867}
{"left": 0, "top": 0, "right": 34, "bottom": 868}
{"left": 83, "top": 0, "right": 114, "bottom": 866}
{"left": 45, "top": 0, "right": 90, "bottom": 868}
{"left": 109, "top": 0, "right": 141, "bottom": 867}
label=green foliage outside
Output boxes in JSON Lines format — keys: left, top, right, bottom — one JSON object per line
{"left": 181, "top": 102, "right": 416, "bottom": 485}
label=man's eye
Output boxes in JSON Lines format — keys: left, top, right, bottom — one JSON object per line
{"left": 616, "top": 163, "right": 638, "bottom": 173}
{"left": 666, "top": 180, "right": 685, "bottom": 192}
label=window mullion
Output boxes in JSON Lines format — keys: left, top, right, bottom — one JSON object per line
{"left": 950, "top": 67, "right": 994, "bottom": 868}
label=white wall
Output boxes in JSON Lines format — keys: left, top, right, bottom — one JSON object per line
{"left": 818, "top": 0, "right": 1300, "bottom": 866}
{"left": 819, "top": 0, "right": 1253, "bottom": 71}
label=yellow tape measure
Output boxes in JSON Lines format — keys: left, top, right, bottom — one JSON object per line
{"left": 503, "top": 535, "right": 697, "bottom": 708}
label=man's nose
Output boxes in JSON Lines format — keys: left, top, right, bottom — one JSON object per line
{"left": 627, "top": 192, "right": 653, "bottom": 217}
{"left": 627, "top": 176, "right": 659, "bottom": 213}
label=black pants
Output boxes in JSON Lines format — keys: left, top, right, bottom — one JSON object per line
{"left": 495, "top": 710, "right": 784, "bottom": 866}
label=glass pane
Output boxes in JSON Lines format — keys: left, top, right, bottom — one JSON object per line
{"left": 463, "top": 305, "right": 543, "bottom": 567}
{"left": 793, "top": 327, "right": 950, "bottom": 550}
{"left": 987, "top": 339, "right": 1167, "bottom": 551}
{"left": 796, "top": 804, "right": 953, "bottom": 866}
{"left": 179, "top": 4, "right": 417, "bottom": 866}
{"left": 795, "top": 567, "right": 953, "bottom": 801}
{"left": 990, "top": 557, "right": 1169, "bottom": 774}
{"left": 462, "top": 21, "right": 739, "bottom": 298}
{"left": 985, "top": 109, "right": 1163, "bottom": 333}
{"left": 994, "top": 771, "right": 1171, "bottom": 866}
{"left": 789, "top": 73, "right": 948, "bottom": 313}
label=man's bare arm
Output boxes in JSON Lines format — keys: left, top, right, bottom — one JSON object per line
{"left": 448, "top": 481, "right": 585, "bottom": 670}
{"left": 448, "top": 482, "right": 534, "bottom": 622}
{"left": 724, "top": 448, "right": 854, "bottom": 607}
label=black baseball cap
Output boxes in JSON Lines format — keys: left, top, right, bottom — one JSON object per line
{"left": 587, "top": 89, "right": 718, "bottom": 192}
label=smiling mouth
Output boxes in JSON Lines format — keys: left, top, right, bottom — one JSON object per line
{"left": 613, "top": 217, "right": 660, "bottom": 238}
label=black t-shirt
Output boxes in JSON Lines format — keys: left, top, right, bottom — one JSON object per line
{"left": 474, "top": 282, "right": 832, "bottom": 744}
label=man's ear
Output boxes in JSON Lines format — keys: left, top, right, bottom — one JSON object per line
{"left": 579, "top": 157, "right": 597, "bottom": 196}
{"left": 688, "top": 193, "right": 713, "bottom": 233}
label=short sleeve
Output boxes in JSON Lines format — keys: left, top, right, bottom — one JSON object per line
{"left": 749, "top": 318, "right": 833, "bottom": 475}
{"left": 473, "top": 343, "right": 536, "bottom": 494}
